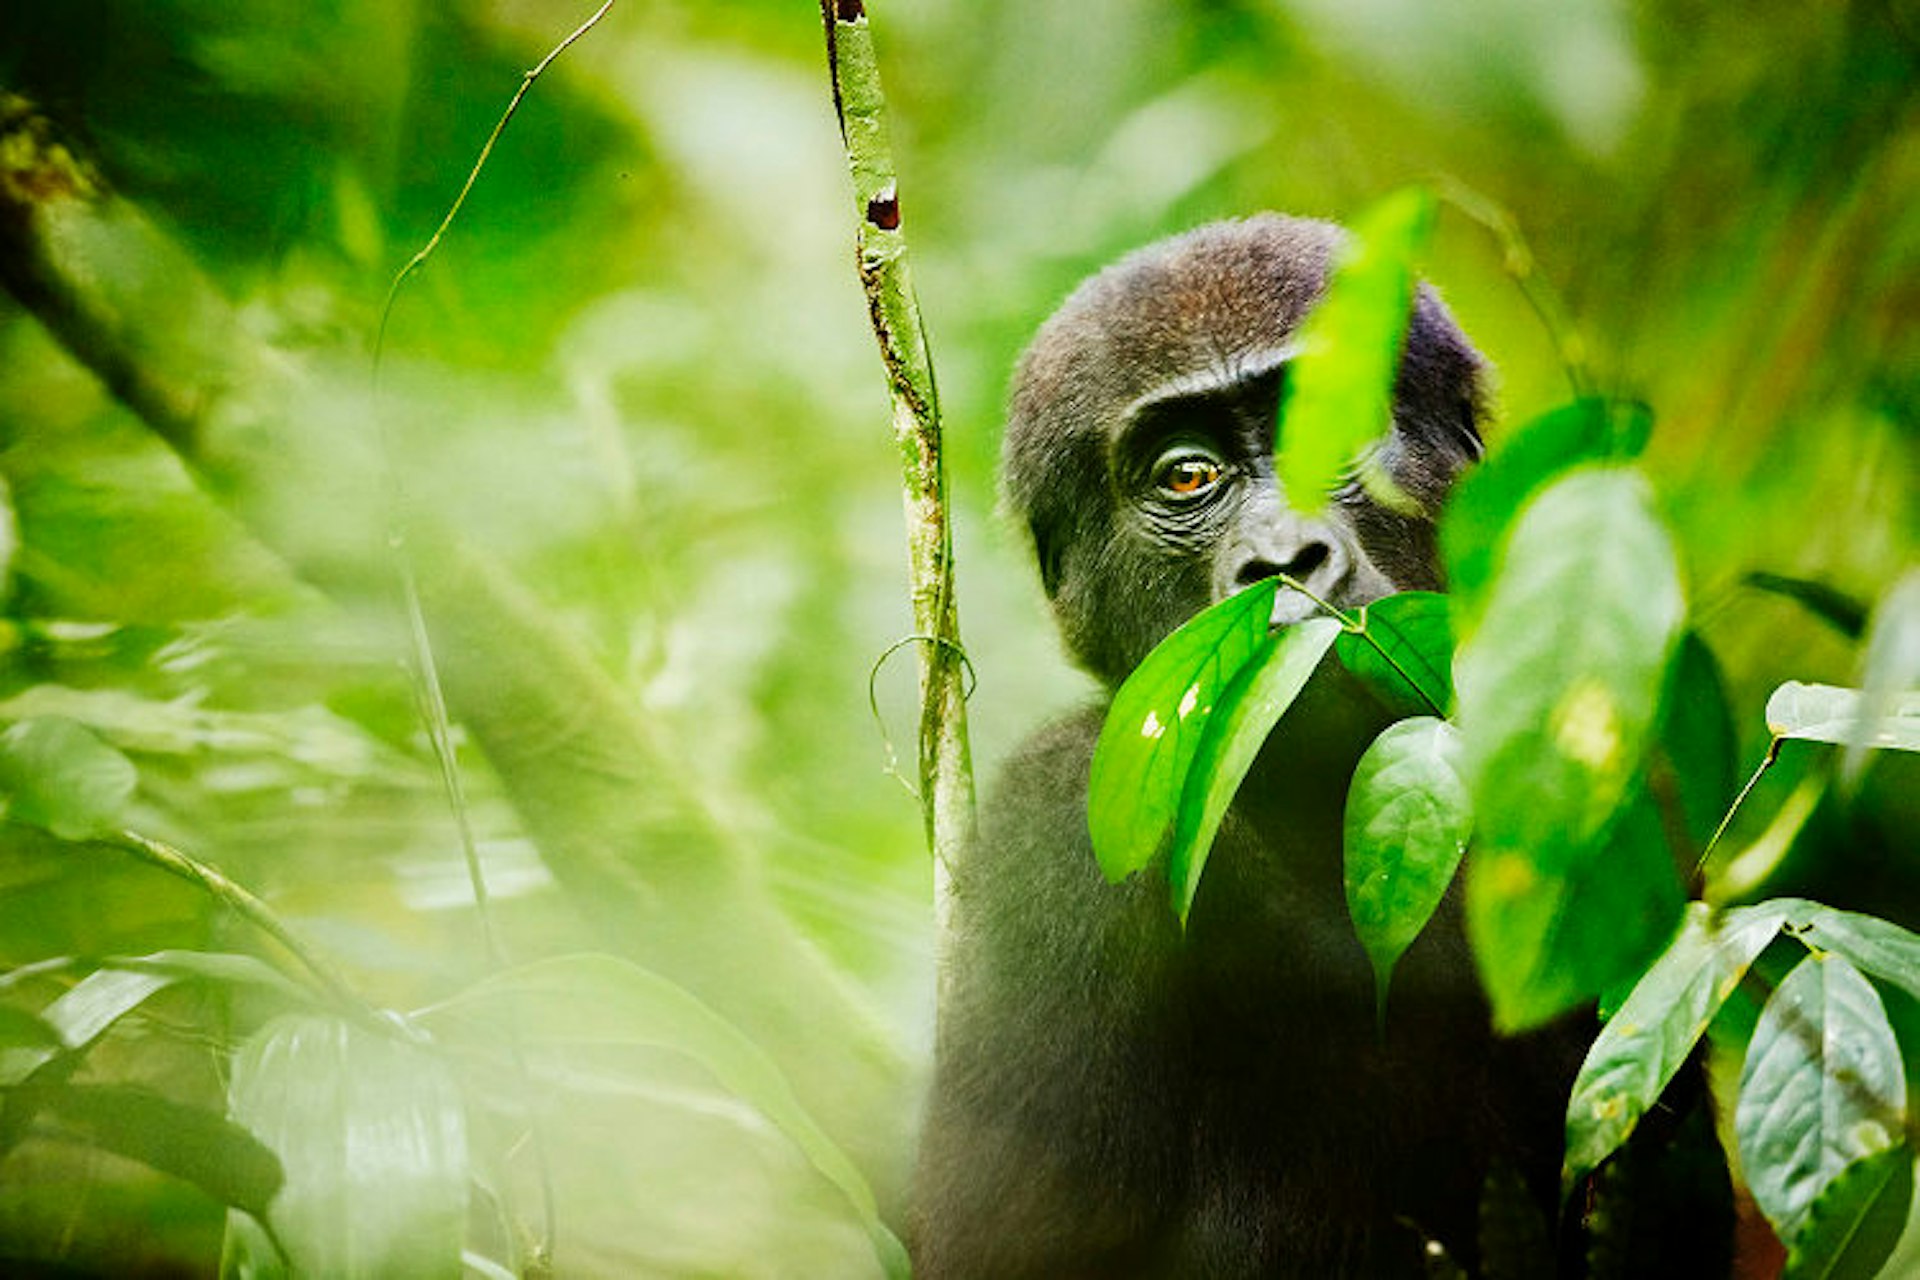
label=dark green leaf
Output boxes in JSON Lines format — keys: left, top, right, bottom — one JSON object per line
{"left": 1563, "top": 902, "right": 1788, "bottom": 1194}
{"left": 418, "top": 952, "right": 908, "bottom": 1278}
{"left": 1654, "top": 633, "right": 1738, "bottom": 855}
{"left": 1334, "top": 590, "right": 1453, "bottom": 718}
{"left": 1469, "top": 785, "right": 1684, "bottom": 1031}
{"left": 1766, "top": 682, "right": 1920, "bottom": 753}
{"left": 223, "top": 1013, "right": 466, "bottom": 1280}
{"left": 0, "top": 715, "right": 137, "bottom": 840}
{"left": 39, "top": 1084, "right": 283, "bottom": 1221}
{"left": 1456, "top": 467, "right": 1684, "bottom": 875}
{"left": 1276, "top": 186, "right": 1435, "bottom": 516}
{"left": 1170, "top": 616, "right": 1340, "bottom": 921}
{"left": 1479, "top": 1160, "right": 1556, "bottom": 1280}
{"left": 1342, "top": 716, "right": 1470, "bottom": 1022}
{"left": 1089, "top": 578, "right": 1279, "bottom": 882}
{"left": 1442, "top": 399, "right": 1651, "bottom": 632}
{"left": 1743, "top": 572, "right": 1871, "bottom": 640}
{"left": 1736, "top": 953, "right": 1906, "bottom": 1242}
{"left": 1782, "top": 1144, "right": 1914, "bottom": 1280}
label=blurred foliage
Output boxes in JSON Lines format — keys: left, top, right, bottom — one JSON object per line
{"left": 0, "top": 0, "right": 1913, "bottom": 1274}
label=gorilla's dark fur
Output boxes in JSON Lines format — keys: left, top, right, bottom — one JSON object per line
{"left": 912, "top": 216, "right": 1579, "bottom": 1278}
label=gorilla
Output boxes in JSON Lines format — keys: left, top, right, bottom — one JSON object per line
{"left": 910, "top": 214, "right": 1585, "bottom": 1278}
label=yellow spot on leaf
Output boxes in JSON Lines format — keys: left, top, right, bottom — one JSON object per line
{"left": 1552, "top": 678, "right": 1623, "bottom": 772}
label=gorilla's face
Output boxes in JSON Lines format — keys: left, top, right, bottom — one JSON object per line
{"left": 1002, "top": 214, "right": 1485, "bottom": 688}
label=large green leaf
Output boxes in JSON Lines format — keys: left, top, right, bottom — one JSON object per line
{"left": 1342, "top": 716, "right": 1470, "bottom": 1023}
{"left": 417, "top": 952, "right": 908, "bottom": 1279}
{"left": 1736, "top": 953, "right": 1907, "bottom": 1243}
{"left": 1441, "top": 398, "right": 1650, "bottom": 633}
{"left": 1089, "top": 577, "right": 1279, "bottom": 882}
{"left": 0, "top": 715, "right": 137, "bottom": 840}
{"left": 38, "top": 1084, "right": 283, "bottom": 1223}
{"left": 1468, "top": 784, "right": 1685, "bottom": 1031}
{"left": 1275, "top": 186, "right": 1435, "bottom": 516}
{"left": 1456, "top": 467, "right": 1685, "bottom": 876}
{"left": 1782, "top": 1144, "right": 1914, "bottom": 1280}
{"left": 1334, "top": 590, "right": 1453, "bottom": 718}
{"left": 1791, "top": 904, "right": 1920, "bottom": 1006}
{"left": 223, "top": 1013, "right": 467, "bottom": 1280}
{"left": 1766, "top": 682, "right": 1920, "bottom": 754}
{"left": 1563, "top": 902, "right": 1788, "bottom": 1194}
{"left": 1168, "top": 616, "right": 1340, "bottom": 921}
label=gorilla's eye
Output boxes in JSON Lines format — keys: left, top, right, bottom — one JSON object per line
{"left": 1154, "top": 450, "right": 1223, "bottom": 499}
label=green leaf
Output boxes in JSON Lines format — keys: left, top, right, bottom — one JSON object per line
{"left": 0, "top": 1003, "right": 62, "bottom": 1053}
{"left": 1766, "top": 682, "right": 1920, "bottom": 753}
{"left": 1442, "top": 399, "right": 1651, "bottom": 633}
{"left": 1169, "top": 616, "right": 1340, "bottom": 922}
{"left": 1456, "top": 467, "right": 1684, "bottom": 874}
{"left": 1563, "top": 902, "right": 1788, "bottom": 1194}
{"left": 38, "top": 1084, "right": 283, "bottom": 1222}
{"left": 1743, "top": 572, "right": 1870, "bottom": 640}
{"left": 418, "top": 953, "right": 908, "bottom": 1279}
{"left": 1791, "top": 904, "right": 1920, "bottom": 1006}
{"left": 1736, "top": 953, "right": 1907, "bottom": 1242}
{"left": 1334, "top": 590, "right": 1453, "bottom": 718}
{"left": 0, "top": 966, "right": 171, "bottom": 1087}
{"left": 0, "top": 715, "right": 137, "bottom": 840}
{"left": 1469, "top": 784, "right": 1684, "bottom": 1031}
{"left": 223, "top": 1014, "right": 467, "bottom": 1280}
{"left": 1342, "top": 717, "right": 1470, "bottom": 1023}
{"left": 1275, "top": 186, "right": 1435, "bottom": 516}
{"left": 1089, "top": 578, "right": 1280, "bottom": 882}
{"left": 1849, "top": 570, "right": 1920, "bottom": 786}
{"left": 1783, "top": 1144, "right": 1914, "bottom": 1280}
{"left": 1655, "top": 633, "right": 1739, "bottom": 854}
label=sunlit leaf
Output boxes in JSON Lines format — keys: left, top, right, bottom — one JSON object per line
{"left": 1766, "top": 682, "right": 1920, "bottom": 754}
{"left": 223, "top": 1013, "right": 467, "bottom": 1280}
{"left": 1089, "top": 578, "right": 1279, "bottom": 882}
{"left": 1736, "top": 953, "right": 1906, "bottom": 1242}
{"left": 1276, "top": 186, "right": 1435, "bottom": 516}
{"left": 1469, "top": 785, "right": 1684, "bottom": 1031}
{"left": 1442, "top": 399, "right": 1650, "bottom": 633}
{"left": 38, "top": 1084, "right": 283, "bottom": 1222}
{"left": 1456, "top": 467, "right": 1684, "bottom": 873}
{"left": 0, "top": 715, "right": 137, "bottom": 840}
{"left": 1563, "top": 902, "right": 1788, "bottom": 1194}
{"left": 1342, "top": 717, "right": 1470, "bottom": 1022}
{"left": 418, "top": 952, "right": 909, "bottom": 1279}
{"left": 1169, "top": 616, "right": 1340, "bottom": 921}
{"left": 0, "top": 967, "right": 171, "bottom": 1088}
{"left": 1334, "top": 590, "right": 1453, "bottom": 718}
{"left": 1782, "top": 1144, "right": 1914, "bottom": 1280}
{"left": 1849, "top": 570, "right": 1920, "bottom": 786}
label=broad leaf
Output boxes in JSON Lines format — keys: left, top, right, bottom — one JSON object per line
{"left": 1791, "top": 904, "right": 1920, "bottom": 1006}
{"left": 223, "top": 1013, "right": 467, "bottom": 1280}
{"left": 1782, "top": 1144, "right": 1914, "bottom": 1280}
{"left": 1737, "top": 954, "right": 1906, "bottom": 1242}
{"left": 39, "top": 1084, "right": 283, "bottom": 1222}
{"left": 1335, "top": 591, "right": 1453, "bottom": 718}
{"left": 0, "top": 967, "right": 170, "bottom": 1087}
{"left": 0, "top": 715, "right": 137, "bottom": 840}
{"left": 1343, "top": 717, "right": 1470, "bottom": 1023}
{"left": 1089, "top": 577, "right": 1279, "bottom": 881}
{"left": 1767, "top": 682, "right": 1920, "bottom": 754}
{"left": 1562, "top": 902, "right": 1787, "bottom": 1194}
{"left": 1469, "top": 785, "right": 1684, "bottom": 1031}
{"left": 1276, "top": 186, "right": 1435, "bottom": 516}
{"left": 418, "top": 952, "right": 908, "bottom": 1279}
{"left": 1849, "top": 570, "right": 1920, "bottom": 786}
{"left": 1169, "top": 616, "right": 1340, "bottom": 922}
{"left": 1442, "top": 398, "right": 1651, "bottom": 632}
{"left": 1456, "top": 467, "right": 1684, "bottom": 875}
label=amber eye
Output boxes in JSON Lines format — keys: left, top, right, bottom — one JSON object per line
{"left": 1156, "top": 452, "right": 1223, "bottom": 498}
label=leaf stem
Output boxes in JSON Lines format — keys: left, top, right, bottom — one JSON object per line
{"left": 1275, "top": 574, "right": 1447, "bottom": 718}
{"left": 1697, "top": 737, "right": 1784, "bottom": 872}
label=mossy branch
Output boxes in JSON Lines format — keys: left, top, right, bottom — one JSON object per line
{"left": 819, "top": 1, "right": 977, "bottom": 885}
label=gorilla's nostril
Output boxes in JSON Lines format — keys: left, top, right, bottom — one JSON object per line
{"left": 1279, "top": 542, "right": 1330, "bottom": 582}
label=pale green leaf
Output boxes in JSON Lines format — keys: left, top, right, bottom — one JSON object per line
{"left": 1766, "top": 682, "right": 1920, "bottom": 754}
{"left": 0, "top": 715, "right": 137, "bottom": 840}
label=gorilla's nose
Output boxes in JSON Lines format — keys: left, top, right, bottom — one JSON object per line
{"left": 1222, "top": 520, "right": 1351, "bottom": 612}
